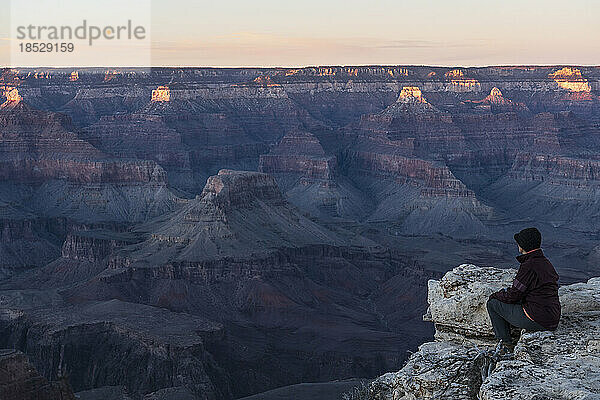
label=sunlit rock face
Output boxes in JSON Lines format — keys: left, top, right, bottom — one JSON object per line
{"left": 387, "top": 67, "right": 410, "bottom": 77}
{"left": 103, "top": 70, "right": 119, "bottom": 82}
{"left": 549, "top": 67, "right": 592, "bottom": 92}
{"left": 376, "top": 85, "right": 439, "bottom": 114}
{"left": 4, "top": 87, "right": 22, "bottom": 103}
{"left": 251, "top": 76, "right": 280, "bottom": 87}
{"left": 318, "top": 67, "right": 336, "bottom": 76}
{"left": 468, "top": 87, "right": 529, "bottom": 112}
{"left": 486, "top": 87, "right": 505, "bottom": 103}
{"left": 396, "top": 86, "right": 427, "bottom": 104}
{"left": 377, "top": 85, "right": 439, "bottom": 115}
{"left": 442, "top": 69, "right": 482, "bottom": 92}
{"left": 33, "top": 71, "right": 50, "bottom": 79}
{"left": 445, "top": 69, "right": 465, "bottom": 78}
{"left": 1, "top": 87, "right": 22, "bottom": 108}
{"left": 151, "top": 85, "right": 171, "bottom": 102}
{"left": 450, "top": 78, "right": 481, "bottom": 92}
{"left": 69, "top": 71, "right": 79, "bottom": 82}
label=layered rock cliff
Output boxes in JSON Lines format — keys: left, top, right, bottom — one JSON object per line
{"left": 259, "top": 129, "right": 335, "bottom": 182}
{"left": 259, "top": 130, "right": 369, "bottom": 219}
{"left": 81, "top": 114, "right": 190, "bottom": 171}
{"left": 0, "top": 349, "right": 76, "bottom": 400}
{"left": 123, "top": 169, "right": 350, "bottom": 261}
{"left": 0, "top": 100, "right": 178, "bottom": 223}
{"left": 353, "top": 265, "right": 600, "bottom": 400}
{"left": 7, "top": 66, "right": 599, "bottom": 225}
{"left": 0, "top": 299, "right": 229, "bottom": 399}
{"left": 61, "top": 229, "right": 138, "bottom": 262}
{"left": 549, "top": 67, "right": 592, "bottom": 93}
{"left": 0, "top": 209, "right": 61, "bottom": 279}
{"left": 483, "top": 152, "right": 600, "bottom": 231}
{"left": 343, "top": 145, "right": 492, "bottom": 236}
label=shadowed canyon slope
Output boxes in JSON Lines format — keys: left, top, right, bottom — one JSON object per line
{"left": 1, "top": 65, "right": 599, "bottom": 399}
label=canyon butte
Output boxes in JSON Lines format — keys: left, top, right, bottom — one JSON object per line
{"left": 0, "top": 65, "right": 599, "bottom": 399}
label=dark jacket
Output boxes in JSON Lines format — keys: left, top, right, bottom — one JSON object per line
{"left": 490, "top": 249, "right": 561, "bottom": 330}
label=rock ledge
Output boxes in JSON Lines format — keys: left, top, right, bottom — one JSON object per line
{"left": 352, "top": 265, "right": 600, "bottom": 400}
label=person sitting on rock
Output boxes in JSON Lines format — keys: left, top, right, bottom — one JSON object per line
{"left": 486, "top": 227, "right": 561, "bottom": 352}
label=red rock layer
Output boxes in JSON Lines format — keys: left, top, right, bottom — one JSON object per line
{"left": 347, "top": 150, "right": 475, "bottom": 198}
{"left": 260, "top": 155, "right": 335, "bottom": 181}
{"left": 259, "top": 130, "right": 336, "bottom": 181}
{"left": 0, "top": 158, "right": 165, "bottom": 184}
{"left": 508, "top": 153, "right": 600, "bottom": 188}
{"left": 82, "top": 114, "right": 190, "bottom": 170}
{"left": 0, "top": 102, "right": 167, "bottom": 184}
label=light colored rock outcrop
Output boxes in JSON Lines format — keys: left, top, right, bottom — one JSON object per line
{"left": 480, "top": 310, "right": 600, "bottom": 400}
{"left": 356, "top": 266, "right": 600, "bottom": 400}
{"left": 558, "top": 277, "right": 600, "bottom": 314}
{"left": 372, "top": 341, "right": 483, "bottom": 400}
{"left": 480, "top": 277, "right": 600, "bottom": 400}
{"left": 425, "top": 264, "right": 515, "bottom": 343}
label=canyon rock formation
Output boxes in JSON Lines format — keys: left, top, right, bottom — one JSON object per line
{"left": 1, "top": 169, "right": 433, "bottom": 399}
{"left": 1, "top": 65, "right": 599, "bottom": 399}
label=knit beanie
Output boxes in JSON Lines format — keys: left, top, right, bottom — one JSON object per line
{"left": 514, "top": 227, "right": 542, "bottom": 252}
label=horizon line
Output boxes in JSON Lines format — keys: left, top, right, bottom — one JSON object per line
{"left": 3, "top": 64, "right": 600, "bottom": 70}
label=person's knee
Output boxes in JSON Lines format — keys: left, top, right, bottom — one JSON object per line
{"left": 487, "top": 298, "right": 498, "bottom": 312}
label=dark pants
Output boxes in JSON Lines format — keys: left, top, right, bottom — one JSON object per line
{"left": 486, "top": 298, "right": 545, "bottom": 343}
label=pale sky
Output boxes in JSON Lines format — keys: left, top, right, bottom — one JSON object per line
{"left": 1, "top": 0, "right": 600, "bottom": 67}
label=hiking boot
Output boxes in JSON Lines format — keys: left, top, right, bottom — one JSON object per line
{"left": 498, "top": 341, "right": 515, "bottom": 358}
{"left": 480, "top": 341, "right": 515, "bottom": 379}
